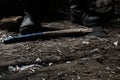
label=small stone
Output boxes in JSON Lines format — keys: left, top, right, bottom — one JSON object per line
{"left": 8, "top": 66, "right": 16, "bottom": 72}
{"left": 57, "top": 49, "right": 62, "bottom": 53}
{"left": 90, "top": 48, "right": 99, "bottom": 53}
{"left": 106, "top": 67, "right": 111, "bottom": 70}
{"left": 77, "top": 75, "right": 81, "bottom": 79}
{"left": 66, "top": 61, "right": 71, "bottom": 64}
{"left": 114, "top": 41, "right": 118, "bottom": 46}
{"left": 35, "top": 58, "right": 41, "bottom": 62}
{"left": 82, "top": 41, "right": 90, "bottom": 45}
{"left": 49, "top": 63, "right": 53, "bottom": 66}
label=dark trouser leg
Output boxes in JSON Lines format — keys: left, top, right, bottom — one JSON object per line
{"left": 20, "top": 12, "right": 41, "bottom": 35}
{"left": 68, "top": 0, "right": 88, "bottom": 24}
{"left": 82, "top": 14, "right": 107, "bottom": 37}
{"left": 20, "top": 0, "right": 42, "bottom": 35}
{"left": 69, "top": 0, "right": 114, "bottom": 37}
{"left": 82, "top": 0, "right": 114, "bottom": 37}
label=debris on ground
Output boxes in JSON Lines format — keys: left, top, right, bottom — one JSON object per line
{"left": 0, "top": 16, "right": 120, "bottom": 80}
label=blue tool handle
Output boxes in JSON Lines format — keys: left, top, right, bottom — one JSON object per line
{"left": 4, "top": 32, "right": 43, "bottom": 44}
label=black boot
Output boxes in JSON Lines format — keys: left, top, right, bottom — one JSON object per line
{"left": 85, "top": 26, "right": 106, "bottom": 37}
{"left": 83, "top": 14, "right": 107, "bottom": 37}
{"left": 20, "top": 12, "right": 41, "bottom": 35}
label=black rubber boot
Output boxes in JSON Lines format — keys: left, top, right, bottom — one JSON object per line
{"left": 85, "top": 26, "right": 106, "bottom": 38}
{"left": 20, "top": 12, "right": 41, "bottom": 35}
{"left": 82, "top": 14, "right": 107, "bottom": 37}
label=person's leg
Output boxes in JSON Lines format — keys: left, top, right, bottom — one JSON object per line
{"left": 69, "top": 0, "right": 114, "bottom": 37}
{"left": 83, "top": 0, "right": 114, "bottom": 37}
{"left": 20, "top": 12, "right": 41, "bottom": 35}
{"left": 82, "top": 14, "right": 107, "bottom": 37}
{"left": 68, "top": 0, "right": 88, "bottom": 24}
{"left": 20, "top": 0, "right": 42, "bottom": 35}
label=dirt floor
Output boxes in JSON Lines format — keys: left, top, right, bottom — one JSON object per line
{"left": 0, "top": 16, "right": 120, "bottom": 80}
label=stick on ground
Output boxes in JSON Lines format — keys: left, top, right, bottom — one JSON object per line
{"left": 4, "top": 28, "right": 93, "bottom": 44}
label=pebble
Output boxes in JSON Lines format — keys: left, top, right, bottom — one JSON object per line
{"left": 35, "top": 58, "right": 42, "bottom": 62}
{"left": 114, "top": 41, "right": 118, "bottom": 46}
{"left": 77, "top": 75, "right": 81, "bottom": 79}
{"left": 49, "top": 63, "right": 53, "bottom": 66}
{"left": 66, "top": 61, "right": 71, "bottom": 64}
{"left": 82, "top": 41, "right": 90, "bottom": 45}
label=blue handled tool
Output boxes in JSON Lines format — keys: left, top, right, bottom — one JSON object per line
{"left": 4, "top": 32, "right": 44, "bottom": 44}
{"left": 3, "top": 28, "right": 92, "bottom": 44}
